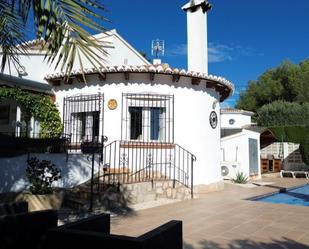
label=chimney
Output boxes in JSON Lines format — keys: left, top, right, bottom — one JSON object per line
{"left": 182, "top": 0, "right": 211, "bottom": 74}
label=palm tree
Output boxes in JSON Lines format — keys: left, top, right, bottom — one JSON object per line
{"left": 0, "top": 0, "right": 108, "bottom": 78}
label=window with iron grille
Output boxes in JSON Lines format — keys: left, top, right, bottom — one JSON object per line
{"left": 63, "top": 94, "right": 104, "bottom": 148}
{"left": 122, "top": 93, "right": 174, "bottom": 143}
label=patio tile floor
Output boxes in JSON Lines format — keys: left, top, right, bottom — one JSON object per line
{"left": 111, "top": 178, "right": 309, "bottom": 248}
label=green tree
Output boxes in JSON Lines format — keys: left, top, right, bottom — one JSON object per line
{"left": 294, "top": 60, "right": 309, "bottom": 103}
{"left": 257, "top": 101, "right": 309, "bottom": 127}
{"left": 0, "top": 0, "right": 108, "bottom": 77}
{"left": 238, "top": 60, "right": 309, "bottom": 166}
{"left": 236, "top": 60, "right": 307, "bottom": 112}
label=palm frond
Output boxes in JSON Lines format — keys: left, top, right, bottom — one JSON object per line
{"left": 1, "top": 0, "right": 109, "bottom": 78}
{"left": 32, "top": 0, "right": 109, "bottom": 79}
{"left": 0, "top": 2, "right": 28, "bottom": 73}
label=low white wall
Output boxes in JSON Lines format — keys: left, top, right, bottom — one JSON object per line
{"left": 220, "top": 129, "right": 261, "bottom": 179}
{"left": 0, "top": 153, "right": 101, "bottom": 193}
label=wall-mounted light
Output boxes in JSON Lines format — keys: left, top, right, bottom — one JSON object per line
{"left": 212, "top": 100, "right": 218, "bottom": 109}
{"left": 17, "top": 66, "right": 28, "bottom": 77}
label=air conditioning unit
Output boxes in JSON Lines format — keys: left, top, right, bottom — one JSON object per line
{"left": 220, "top": 161, "right": 240, "bottom": 179}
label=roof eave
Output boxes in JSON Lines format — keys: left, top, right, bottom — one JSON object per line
{"left": 0, "top": 73, "right": 53, "bottom": 95}
{"left": 45, "top": 67, "right": 234, "bottom": 102}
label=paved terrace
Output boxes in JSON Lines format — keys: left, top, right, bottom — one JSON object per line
{"left": 111, "top": 178, "right": 309, "bottom": 249}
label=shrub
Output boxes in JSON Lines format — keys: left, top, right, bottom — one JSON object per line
{"left": 257, "top": 101, "right": 309, "bottom": 126}
{"left": 233, "top": 171, "right": 248, "bottom": 184}
{"left": 0, "top": 87, "right": 63, "bottom": 137}
{"left": 26, "top": 157, "right": 61, "bottom": 195}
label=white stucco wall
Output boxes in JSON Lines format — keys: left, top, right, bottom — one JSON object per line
{"left": 3, "top": 30, "right": 149, "bottom": 83}
{"left": 0, "top": 153, "right": 101, "bottom": 193}
{"left": 221, "top": 113, "right": 252, "bottom": 129}
{"left": 2, "top": 53, "right": 51, "bottom": 82}
{"left": 53, "top": 73, "right": 222, "bottom": 186}
{"left": 93, "top": 30, "right": 150, "bottom": 67}
{"left": 221, "top": 129, "right": 261, "bottom": 179}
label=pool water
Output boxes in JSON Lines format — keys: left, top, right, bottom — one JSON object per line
{"left": 256, "top": 185, "right": 309, "bottom": 207}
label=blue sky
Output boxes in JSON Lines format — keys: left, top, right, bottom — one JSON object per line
{"left": 101, "top": 0, "right": 309, "bottom": 107}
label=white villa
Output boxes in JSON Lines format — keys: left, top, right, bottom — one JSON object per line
{"left": 0, "top": 1, "right": 236, "bottom": 196}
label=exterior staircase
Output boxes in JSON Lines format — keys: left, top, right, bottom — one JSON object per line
{"left": 63, "top": 179, "right": 194, "bottom": 212}
{"left": 63, "top": 140, "right": 196, "bottom": 212}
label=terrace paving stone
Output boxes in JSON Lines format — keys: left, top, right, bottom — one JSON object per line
{"left": 111, "top": 178, "right": 309, "bottom": 249}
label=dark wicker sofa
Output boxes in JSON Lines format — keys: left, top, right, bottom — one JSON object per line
{"left": 0, "top": 201, "right": 58, "bottom": 249}
{"left": 44, "top": 213, "right": 183, "bottom": 249}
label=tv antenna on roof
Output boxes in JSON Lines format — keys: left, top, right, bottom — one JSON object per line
{"left": 151, "top": 39, "right": 165, "bottom": 58}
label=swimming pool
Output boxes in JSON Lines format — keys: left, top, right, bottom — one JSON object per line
{"left": 255, "top": 184, "right": 309, "bottom": 207}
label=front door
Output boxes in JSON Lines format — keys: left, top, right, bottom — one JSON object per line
{"left": 249, "top": 138, "right": 259, "bottom": 175}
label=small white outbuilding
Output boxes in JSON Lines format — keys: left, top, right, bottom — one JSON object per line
{"left": 220, "top": 108, "right": 261, "bottom": 180}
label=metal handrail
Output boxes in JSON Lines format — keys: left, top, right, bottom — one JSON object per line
{"left": 100, "top": 140, "right": 196, "bottom": 198}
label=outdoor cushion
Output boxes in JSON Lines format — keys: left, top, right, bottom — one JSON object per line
{"left": 0, "top": 209, "right": 58, "bottom": 249}
{"left": 294, "top": 171, "right": 308, "bottom": 178}
{"left": 0, "top": 201, "right": 28, "bottom": 216}
{"left": 282, "top": 172, "right": 294, "bottom": 177}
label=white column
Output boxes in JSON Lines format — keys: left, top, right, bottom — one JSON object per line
{"left": 29, "top": 117, "right": 40, "bottom": 138}
{"left": 30, "top": 116, "right": 34, "bottom": 138}
{"left": 16, "top": 106, "right": 21, "bottom": 137}
{"left": 283, "top": 142, "right": 289, "bottom": 160}
{"left": 85, "top": 113, "right": 93, "bottom": 141}
{"left": 71, "top": 113, "right": 82, "bottom": 143}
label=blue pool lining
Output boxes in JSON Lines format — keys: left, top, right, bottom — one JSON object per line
{"left": 247, "top": 183, "right": 309, "bottom": 201}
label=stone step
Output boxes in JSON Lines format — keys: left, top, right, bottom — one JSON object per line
{"left": 63, "top": 179, "right": 193, "bottom": 212}
{"left": 63, "top": 197, "right": 88, "bottom": 211}
{"left": 94, "top": 172, "right": 171, "bottom": 183}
